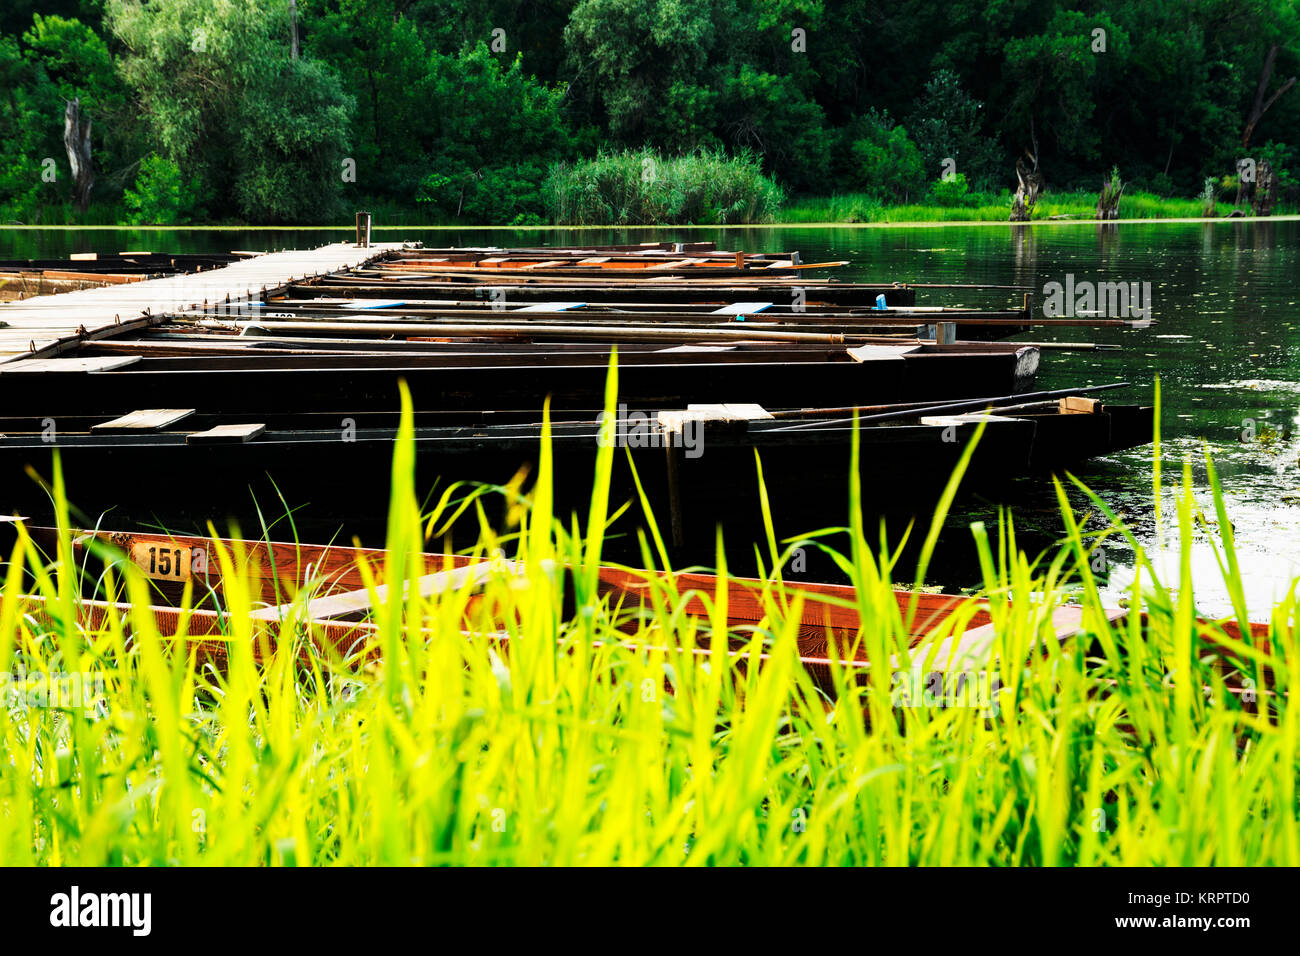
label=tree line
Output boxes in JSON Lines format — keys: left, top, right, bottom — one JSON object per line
{"left": 1, "top": 0, "right": 1296, "bottom": 225}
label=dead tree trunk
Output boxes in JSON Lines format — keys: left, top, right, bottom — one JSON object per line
{"left": 63, "top": 98, "right": 93, "bottom": 213}
{"left": 1010, "top": 152, "right": 1042, "bottom": 222}
{"left": 1251, "top": 161, "right": 1276, "bottom": 217}
{"left": 1095, "top": 172, "right": 1124, "bottom": 219}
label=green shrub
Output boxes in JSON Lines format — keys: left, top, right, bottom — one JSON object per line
{"left": 123, "top": 154, "right": 201, "bottom": 225}
{"left": 928, "top": 172, "right": 976, "bottom": 207}
{"left": 544, "top": 148, "right": 783, "bottom": 225}
{"left": 848, "top": 116, "right": 925, "bottom": 203}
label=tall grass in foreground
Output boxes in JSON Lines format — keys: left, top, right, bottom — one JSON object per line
{"left": 0, "top": 370, "right": 1296, "bottom": 865}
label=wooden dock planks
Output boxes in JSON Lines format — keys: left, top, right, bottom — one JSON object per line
{"left": 0, "top": 242, "right": 407, "bottom": 365}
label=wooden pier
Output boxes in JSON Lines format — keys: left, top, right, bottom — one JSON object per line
{"left": 0, "top": 242, "right": 406, "bottom": 365}
{"left": 0, "top": 238, "right": 1155, "bottom": 565}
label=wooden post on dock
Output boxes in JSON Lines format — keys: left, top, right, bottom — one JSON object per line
{"left": 355, "top": 211, "right": 372, "bottom": 248}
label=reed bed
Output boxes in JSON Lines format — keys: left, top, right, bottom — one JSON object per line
{"left": 0, "top": 369, "right": 1294, "bottom": 866}
{"left": 544, "top": 149, "right": 784, "bottom": 225}
{"left": 776, "top": 190, "right": 1277, "bottom": 223}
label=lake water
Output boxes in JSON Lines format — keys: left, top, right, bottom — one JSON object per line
{"left": 5, "top": 221, "right": 1298, "bottom": 615}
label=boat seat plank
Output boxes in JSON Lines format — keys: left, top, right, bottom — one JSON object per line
{"left": 898, "top": 605, "right": 1129, "bottom": 672}
{"left": 846, "top": 344, "right": 921, "bottom": 362}
{"left": 919, "top": 413, "right": 1021, "bottom": 426}
{"left": 684, "top": 403, "right": 775, "bottom": 421}
{"left": 331, "top": 299, "right": 407, "bottom": 310}
{"left": 249, "top": 560, "right": 499, "bottom": 622}
{"left": 186, "top": 423, "right": 267, "bottom": 444}
{"left": 655, "top": 345, "right": 737, "bottom": 353}
{"left": 513, "top": 302, "right": 587, "bottom": 312}
{"left": 711, "top": 302, "right": 773, "bottom": 315}
{"left": 91, "top": 408, "right": 196, "bottom": 432}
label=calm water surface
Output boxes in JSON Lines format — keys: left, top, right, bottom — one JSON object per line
{"left": 5, "top": 222, "right": 1298, "bottom": 615}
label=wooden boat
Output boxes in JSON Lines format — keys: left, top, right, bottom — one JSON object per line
{"left": 12, "top": 526, "right": 1108, "bottom": 693}
{"left": 1, "top": 391, "right": 1153, "bottom": 564}
{"left": 294, "top": 277, "right": 928, "bottom": 308}
{"left": 0, "top": 251, "right": 247, "bottom": 276}
{"left": 0, "top": 341, "right": 1042, "bottom": 421}
{"left": 17, "top": 525, "right": 1269, "bottom": 707}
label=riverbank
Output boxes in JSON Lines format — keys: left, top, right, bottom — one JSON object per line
{"left": 7, "top": 213, "right": 1300, "bottom": 231}
{"left": 777, "top": 190, "right": 1297, "bottom": 224}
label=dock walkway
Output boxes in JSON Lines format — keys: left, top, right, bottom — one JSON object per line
{"left": 0, "top": 242, "right": 405, "bottom": 365}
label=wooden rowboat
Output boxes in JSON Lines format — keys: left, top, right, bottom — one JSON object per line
{"left": 15, "top": 525, "right": 1270, "bottom": 710}
{"left": 18, "top": 526, "right": 1126, "bottom": 702}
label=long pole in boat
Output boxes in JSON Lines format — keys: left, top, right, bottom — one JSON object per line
{"left": 759, "top": 382, "right": 1133, "bottom": 431}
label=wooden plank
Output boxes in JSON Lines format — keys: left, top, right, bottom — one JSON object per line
{"left": 91, "top": 408, "right": 196, "bottom": 432}
{"left": 513, "top": 302, "right": 586, "bottom": 312}
{"left": 903, "top": 605, "right": 1129, "bottom": 672}
{"left": 846, "top": 344, "right": 919, "bottom": 363}
{"left": 248, "top": 560, "right": 498, "bottom": 622}
{"left": 1059, "top": 396, "right": 1100, "bottom": 414}
{"left": 684, "top": 403, "right": 774, "bottom": 421}
{"left": 185, "top": 423, "right": 267, "bottom": 444}
{"left": 0, "top": 242, "right": 404, "bottom": 366}
{"left": 655, "top": 344, "right": 736, "bottom": 353}
{"left": 919, "top": 413, "right": 1020, "bottom": 426}
{"left": 0, "top": 355, "right": 141, "bottom": 373}
{"left": 711, "top": 302, "right": 772, "bottom": 315}
{"left": 332, "top": 299, "right": 407, "bottom": 310}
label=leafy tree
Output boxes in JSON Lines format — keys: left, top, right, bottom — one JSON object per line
{"left": 1002, "top": 10, "right": 1127, "bottom": 172}
{"left": 909, "top": 70, "right": 1001, "bottom": 191}
{"left": 845, "top": 111, "right": 925, "bottom": 202}
{"left": 415, "top": 43, "right": 573, "bottom": 222}
{"left": 106, "top": 0, "right": 353, "bottom": 222}
{"left": 929, "top": 171, "right": 976, "bottom": 206}
{"left": 123, "top": 153, "right": 202, "bottom": 223}
{"left": 0, "top": 35, "right": 60, "bottom": 219}
{"left": 23, "top": 14, "right": 133, "bottom": 205}
{"left": 565, "top": 0, "right": 720, "bottom": 148}
{"left": 302, "top": 0, "right": 431, "bottom": 197}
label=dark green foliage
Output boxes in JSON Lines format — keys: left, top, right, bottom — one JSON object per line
{"left": 410, "top": 43, "right": 573, "bottom": 223}
{"left": 106, "top": 0, "right": 354, "bottom": 223}
{"left": 845, "top": 111, "right": 926, "bottom": 203}
{"left": 123, "top": 154, "right": 202, "bottom": 224}
{"left": 0, "top": 0, "right": 1296, "bottom": 223}
{"left": 909, "top": 71, "right": 1002, "bottom": 192}
{"left": 928, "top": 172, "right": 976, "bottom": 207}
{"left": 230, "top": 57, "right": 354, "bottom": 223}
